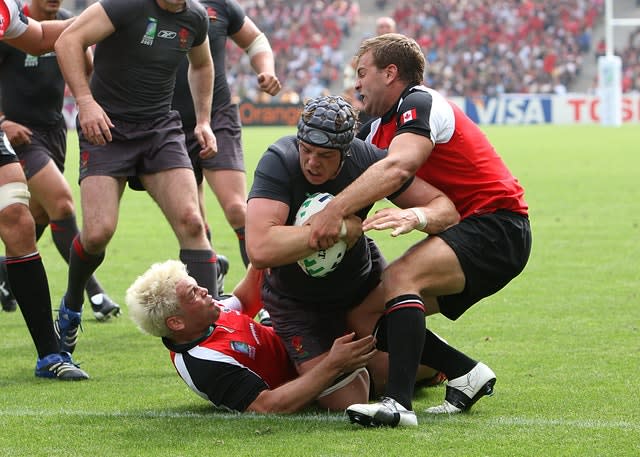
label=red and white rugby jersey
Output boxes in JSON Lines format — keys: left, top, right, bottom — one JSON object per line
{"left": 164, "top": 307, "right": 298, "bottom": 412}
{"left": 363, "top": 85, "right": 528, "bottom": 219}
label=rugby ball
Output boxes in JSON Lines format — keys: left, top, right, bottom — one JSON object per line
{"left": 294, "top": 192, "right": 347, "bottom": 278}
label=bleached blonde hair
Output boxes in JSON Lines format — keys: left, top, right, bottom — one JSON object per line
{"left": 126, "top": 260, "right": 190, "bottom": 337}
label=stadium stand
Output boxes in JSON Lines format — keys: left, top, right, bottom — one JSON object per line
{"left": 226, "top": 1, "right": 360, "bottom": 103}
{"left": 387, "top": 0, "right": 604, "bottom": 96}
{"left": 226, "top": 0, "right": 616, "bottom": 101}
{"left": 614, "top": 27, "right": 640, "bottom": 93}
{"left": 65, "top": 0, "right": 637, "bottom": 99}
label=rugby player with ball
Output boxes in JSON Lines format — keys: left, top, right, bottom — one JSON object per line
{"left": 246, "top": 95, "right": 459, "bottom": 411}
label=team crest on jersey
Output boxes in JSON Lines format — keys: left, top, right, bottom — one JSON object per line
{"left": 141, "top": 17, "right": 158, "bottom": 46}
{"left": 400, "top": 108, "right": 417, "bottom": 126}
{"left": 206, "top": 7, "right": 217, "bottom": 21}
{"left": 178, "top": 28, "right": 189, "bottom": 49}
{"left": 230, "top": 341, "right": 256, "bottom": 359}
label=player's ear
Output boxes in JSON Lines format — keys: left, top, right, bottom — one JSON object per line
{"left": 385, "top": 64, "right": 398, "bottom": 82}
{"left": 166, "top": 315, "right": 185, "bottom": 332}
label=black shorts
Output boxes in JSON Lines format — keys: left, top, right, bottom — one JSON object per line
{"left": 436, "top": 210, "right": 532, "bottom": 320}
{"left": 262, "top": 240, "right": 386, "bottom": 365}
{"left": 0, "top": 131, "right": 19, "bottom": 167}
{"left": 186, "top": 103, "right": 244, "bottom": 184}
{"left": 78, "top": 110, "right": 191, "bottom": 183}
{"left": 15, "top": 120, "right": 67, "bottom": 179}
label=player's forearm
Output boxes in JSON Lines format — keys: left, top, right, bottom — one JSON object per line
{"left": 247, "top": 359, "right": 342, "bottom": 414}
{"left": 247, "top": 225, "right": 316, "bottom": 269}
{"left": 250, "top": 52, "right": 275, "bottom": 76}
{"left": 331, "top": 158, "right": 408, "bottom": 218}
{"left": 188, "top": 64, "right": 213, "bottom": 125}
{"left": 420, "top": 195, "right": 460, "bottom": 234}
{"left": 55, "top": 37, "right": 92, "bottom": 101}
{"left": 6, "top": 17, "right": 70, "bottom": 55}
{"left": 390, "top": 179, "right": 461, "bottom": 234}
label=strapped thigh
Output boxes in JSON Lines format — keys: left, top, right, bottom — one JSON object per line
{"left": 0, "top": 182, "right": 30, "bottom": 211}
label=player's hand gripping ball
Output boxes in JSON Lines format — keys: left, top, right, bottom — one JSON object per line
{"left": 294, "top": 192, "right": 347, "bottom": 278}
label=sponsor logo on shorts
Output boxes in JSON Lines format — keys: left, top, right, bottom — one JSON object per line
{"left": 291, "top": 336, "right": 308, "bottom": 358}
{"left": 80, "top": 150, "right": 89, "bottom": 176}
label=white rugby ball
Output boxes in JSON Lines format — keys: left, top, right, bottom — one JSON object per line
{"left": 294, "top": 192, "right": 347, "bottom": 278}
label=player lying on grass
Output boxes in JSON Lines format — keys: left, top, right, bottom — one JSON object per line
{"left": 126, "top": 260, "right": 448, "bottom": 413}
{"left": 126, "top": 260, "right": 376, "bottom": 413}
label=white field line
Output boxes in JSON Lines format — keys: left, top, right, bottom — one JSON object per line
{"left": 0, "top": 408, "right": 637, "bottom": 430}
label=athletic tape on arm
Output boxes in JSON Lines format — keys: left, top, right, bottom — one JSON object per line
{"left": 409, "top": 207, "right": 428, "bottom": 230}
{"left": 244, "top": 32, "right": 272, "bottom": 59}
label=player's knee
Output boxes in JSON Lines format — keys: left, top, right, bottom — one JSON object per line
{"left": 222, "top": 201, "right": 246, "bottom": 227}
{"left": 1, "top": 203, "right": 34, "bottom": 233}
{"left": 49, "top": 198, "right": 76, "bottom": 220}
{"left": 0, "top": 182, "right": 35, "bottom": 236}
{"left": 0, "top": 204, "right": 37, "bottom": 254}
{"left": 177, "top": 209, "right": 206, "bottom": 239}
{"left": 82, "top": 224, "right": 115, "bottom": 252}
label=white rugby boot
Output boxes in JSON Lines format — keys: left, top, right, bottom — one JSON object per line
{"left": 426, "top": 362, "right": 496, "bottom": 414}
{"left": 347, "top": 396, "right": 418, "bottom": 427}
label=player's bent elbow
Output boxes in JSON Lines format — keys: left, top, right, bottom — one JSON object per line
{"left": 53, "top": 36, "right": 67, "bottom": 56}
{"left": 246, "top": 247, "right": 270, "bottom": 270}
{"left": 246, "top": 243, "right": 281, "bottom": 270}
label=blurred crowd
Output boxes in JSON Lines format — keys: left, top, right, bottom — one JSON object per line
{"left": 66, "top": 0, "right": 638, "bottom": 100}
{"left": 620, "top": 28, "right": 640, "bottom": 93}
{"left": 226, "top": 0, "right": 360, "bottom": 104}
{"left": 227, "top": 0, "right": 609, "bottom": 102}
{"left": 387, "top": 0, "right": 603, "bottom": 97}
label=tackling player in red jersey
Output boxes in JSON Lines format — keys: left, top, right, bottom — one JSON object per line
{"left": 309, "top": 33, "right": 532, "bottom": 427}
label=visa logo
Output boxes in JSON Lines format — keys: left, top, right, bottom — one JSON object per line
{"left": 465, "top": 96, "right": 552, "bottom": 125}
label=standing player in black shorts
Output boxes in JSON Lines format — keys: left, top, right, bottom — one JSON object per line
{"left": 171, "top": 0, "right": 280, "bottom": 274}
{"left": 0, "top": 0, "right": 120, "bottom": 321}
{"left": 53, "top": 0, "right": 219, "bottom": 360}
{"left": 0, "top": 0, "right": 88, "bottom": 380}
{"left": 246, "top": 95, "right": 460, "bottom": 411}
{"left": 309, "top": 34, "right": 532, "bottom": 426}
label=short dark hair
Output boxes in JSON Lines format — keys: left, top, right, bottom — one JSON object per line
{"left": 357, "top": 33, "right": 425, "bottom": 86}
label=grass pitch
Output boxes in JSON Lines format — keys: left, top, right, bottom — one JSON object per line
{"left": 0, "top": 125, "right": 638, "bottom": 457}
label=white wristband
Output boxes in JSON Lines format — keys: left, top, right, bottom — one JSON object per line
{"left": 409, "top": 207, "right": 428, "bottom": 231}
{"left": 339, "top": 220, "right": 348, "bottom": 238}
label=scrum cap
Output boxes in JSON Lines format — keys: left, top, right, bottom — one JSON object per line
{"left": 297, "top": 95, "right": 356, "bottom": 155}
